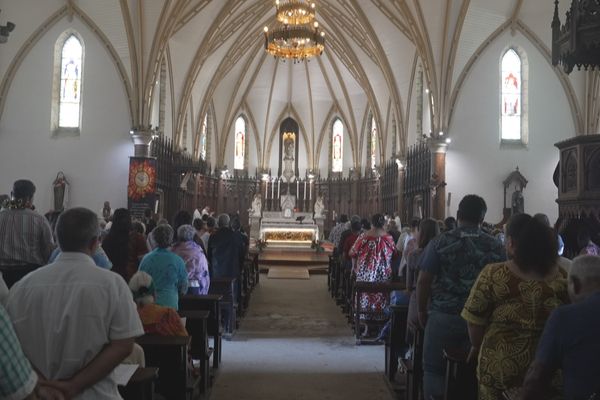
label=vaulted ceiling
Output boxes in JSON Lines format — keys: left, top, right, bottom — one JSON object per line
{"left": 0, "top": 0, "right": 587, "bottom": 170}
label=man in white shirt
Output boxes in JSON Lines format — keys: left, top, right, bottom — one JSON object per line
{"left": 6, "top": 207, "right": 144, "bottom": 399}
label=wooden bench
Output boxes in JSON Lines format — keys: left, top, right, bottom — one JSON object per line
{"left": 385, "top": 304, "right": 409, "bottom": 382}
{"left": 0, "top": 264, "right": 40, "bottom": 288}
{"left": 209, "top": 277, "right": 238, "bottom": 338}
{"left": 179, "top": 309, "right": 211, "bottom": 395}
{"left": 443, "top": 347, "right": 478, "bottom": 400}
{"left": 352, "top": 281, "right": 406, "bottom": 343}
{"left": 179, "top": 294, "right": 223, "bottom": 369}
{"left": 404, "top": 327, "right": 424, "bottom": 400}
{"left": 136, "top": 335, "right": 191, "bottom": 400}
{"left": 118, "top": 367, "right": 159, "bottom": 400}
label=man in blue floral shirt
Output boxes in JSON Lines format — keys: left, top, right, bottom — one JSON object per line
{"left": 416, "top": 194, "right": 506, "bottom": 399}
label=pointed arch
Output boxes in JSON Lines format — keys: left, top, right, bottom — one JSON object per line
{"left": 51, "top": 30, "right": 84, "bottom": 136}
{"left": 500, "top": 47, "right": 528, "bottom": 145}
{"left": 233, "top": 114, "right": 247, "bottom": 170}
{"left": 332, "top": 118, "right": 344, "bottom": 173}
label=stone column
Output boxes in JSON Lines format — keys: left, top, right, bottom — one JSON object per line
{"left": 429, "top": 140, "right": 448, "bottom": 220}
{"left": 130, "top": 129, "right": 155, "bottom": 157}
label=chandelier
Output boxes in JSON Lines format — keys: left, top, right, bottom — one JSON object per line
{"left": 263, "top": 0, "right": 325, "bottom": 62}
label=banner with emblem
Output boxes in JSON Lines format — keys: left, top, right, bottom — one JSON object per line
{"left": 127, "top": 157, "right": 157, "bottom": 219}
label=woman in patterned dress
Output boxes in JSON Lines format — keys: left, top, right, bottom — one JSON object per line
{"left": 350, "top": 214, "right": 396, "bottom": 328}
{"left": 461, "top": 214, "right": 568, "bottom": 400}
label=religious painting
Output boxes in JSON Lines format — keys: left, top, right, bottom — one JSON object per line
{"left": 332, "top": 119, "right": 343, "bottom": 173}
{"left": 59, "top": 35, "right": 83, "bottom": 128}
{"left": 127, "top": 157, "right": 157, "bottom": 219}
{"left": 278, "top": 117, "right": 300, "bottom": 181}
{"left": 234, "top": 116, "right": 246, "bottom": 170}
{"left": 371, "top": 116, "right": 377, "bottom": 169}
{"left": 501, "top": 49, "right": 521, "bottom": 140}
{"left": 200, "top": 113, "right": 208, "bottom": 161}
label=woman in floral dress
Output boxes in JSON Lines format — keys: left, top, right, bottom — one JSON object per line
{"left": 461, "top": 214, "right": 568, "bottom": 400}
{"left": 350, "top": 214, "right": 396, "bottom": 325}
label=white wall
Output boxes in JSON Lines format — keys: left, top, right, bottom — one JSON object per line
{"left": 446, "top": 30, "right": 575, "bottom": 224}
{"left": 0, "top": 18, "right": 132, "bottom": 214}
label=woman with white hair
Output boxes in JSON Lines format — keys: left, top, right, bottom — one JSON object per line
{"left": 129, "top": 271, "right": 187, "bottom": 336}
{"left": 139, "top": 224, "right": 189, "bottom": 310}
{"left": 171, "top": 224, "right": 210, "bottom": 295}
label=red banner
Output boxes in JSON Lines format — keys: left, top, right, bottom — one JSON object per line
{"left": 127, "top": 157, "right": 157, "bottom": 219}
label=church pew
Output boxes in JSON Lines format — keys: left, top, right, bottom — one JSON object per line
{"left": 179, "top": 309, "right": 211, "bottom": 395}
{"left": 404, "top": 327, "right": 424, "bottom": 400}
{"left": 118, "top": 367, "right": 159, "bottom": 400}
{"left": 385, "top": 304, "right": 409, "bottom": 383}
{"left": 136, "top": 335, "right": 191, "bottom": 400}
{"left": 443, "top": 347, "right": 478, "bottom": 400}
{"left": 209, "top": 277, "right": 238, "bottom": 338}
{"left": 179, "top": 294, "right": 223, "bottom": 369}
{"left": 0, "top": 264, "right": 40, "bottom": 288}
{"left": 352, "top": 281, "right": 406, "bottom": 343}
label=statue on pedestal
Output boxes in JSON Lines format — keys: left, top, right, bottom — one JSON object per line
{"left": 313, "top": 195, "right": 325, "bottom": 218}
{"left": 511, "top": 188, "right": 524, "bottom": 215}
{"left": 52, "top": 172, "right": 69, "bottom": 212}
{"left": 249, "top": 193, "right": 262, "bottom": 217}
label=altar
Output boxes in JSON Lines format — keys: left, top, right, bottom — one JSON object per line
{"left": 259, "top": 211, "right": 319, "bottom": 249}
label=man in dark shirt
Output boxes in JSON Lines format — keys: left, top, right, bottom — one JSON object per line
{"left": 417, "top": 194, "right": 505, "bottom": 399}
{"left": 207, "top": 214, "right": 244, "bottom": 279}
{"left": 522, "top": 255, "right": 600, "bottom": 400}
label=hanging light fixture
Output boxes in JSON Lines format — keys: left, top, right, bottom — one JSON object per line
{"left": 263, "top": 0, "right": 325, "bottom": 62}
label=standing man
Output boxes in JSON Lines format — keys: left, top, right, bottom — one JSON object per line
{"left": 416, "top": 195, "right": 505, "bottom": 399}
{"left": 0, "top": 180, "right": 54, "bottom": 268}
{"left": 6, "top": 207, "right": 144, "bottom": 399}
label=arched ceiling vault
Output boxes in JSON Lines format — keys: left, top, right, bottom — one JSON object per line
{"left": 0, "top": 0, "right": 590, "bottom": 168}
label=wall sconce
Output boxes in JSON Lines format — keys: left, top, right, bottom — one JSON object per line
{"left": 0, "top": 10, "right": 15, "bottom": 44}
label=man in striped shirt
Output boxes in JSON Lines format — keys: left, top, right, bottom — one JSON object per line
{"left": 0, "top": 180, "right": 54, "bottom": 267}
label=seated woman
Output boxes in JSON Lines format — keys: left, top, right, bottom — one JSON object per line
{"left": 171, "top": 224, "right": 210, "bottom": 295}
{"left": 350, "top": 214, "right": 396, "bottom": 333}
{"left": 129, "top": 271, "right": 188, "bottom": 336}
{"left": 139, "top": 224, "right": 189, "bottom": 310}
{"left": 461, "top": 213, "right": 569, "bottom": 400}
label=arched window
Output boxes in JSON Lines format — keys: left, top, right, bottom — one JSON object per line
{"left": 52, "top": 34, "right": 83, "bottom": 133}
{"left": 371, "top": 116, "right": 377, "bottom": 169}
{"left": 501, "top": 49, "right": 522, "bottom": 141}
{"left": 200, "top": 113, "right": 208, "bottom": 161}
{"left": 234, "top": 116, "right": 246, "bottom": 170}
{"left": 332, "top": 118, "right": 344, "bottom": 173}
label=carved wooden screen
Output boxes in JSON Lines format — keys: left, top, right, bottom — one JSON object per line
{"left": 404, "top": 142, "right": 431, "bottom": 220}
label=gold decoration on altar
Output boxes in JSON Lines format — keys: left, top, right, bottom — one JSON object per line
{"left": 264, "top": 230, "right": 313, "bottom": 242}
{"left": 263, "top": 1, "right": 325, "bottom": 62}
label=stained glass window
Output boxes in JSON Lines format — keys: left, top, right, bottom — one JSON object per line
{"left": 371, "top": 116, "right": 377, "bottom": 169}
{"left": 58, "top": 35, "right": 83, "bottom": 128}
{"left": 332, "top": 119, "right": 343, "bottom": 172}
{"left": 501, "top": 49, "right": 521, "bottom": 141}
{"left": 200, "top": 113, "right": 208, "bottom": 160}
{"left": 234, "top": 116, "right": 245, "bottom": 170}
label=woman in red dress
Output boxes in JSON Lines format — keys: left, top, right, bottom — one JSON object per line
{"left": 350, "top": 214, "right": 396, "bottom": 326}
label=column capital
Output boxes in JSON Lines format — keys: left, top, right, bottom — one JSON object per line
{"left": 428, "top": 138, "right": 448, "bottom": 154}
{"left": 130, "top": 128, "right": 157, "bottom": 157}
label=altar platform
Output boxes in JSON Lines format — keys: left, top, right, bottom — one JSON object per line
{"left": 253, "top": 247, "right": 332, "bottom": 273}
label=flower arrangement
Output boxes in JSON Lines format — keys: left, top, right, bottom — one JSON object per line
{"left": 256, "top": 239, "right": 268, "bottom": 253}
{"left": 311, "top": 239, "right": 324, "bottom": 253}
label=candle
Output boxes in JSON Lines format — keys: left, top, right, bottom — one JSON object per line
{"left": 265, "top": 180, "right": 268, "bottom": 199}
{"left": 309, "top": 181, "right": 312, "bottom": 200}
{"left": 296, "top": 179, "right": 299, "bottom": 197}
{"left": 277, "top": 178, "right": 281, "bottom": 198}
{"left": 304, "top": 180, "right": 307, "bottom": 200}
{"left": 271, "top": 178, "right": 275, "bottom": 199}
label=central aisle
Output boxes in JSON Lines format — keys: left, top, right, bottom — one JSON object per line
{"left": 210, "top": 274, "right": 394, "bottom": 400}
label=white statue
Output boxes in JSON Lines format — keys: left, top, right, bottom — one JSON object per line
{"left": 314, "top": 195, "right": 325, "bottom": 218}
{"left": 249, "top": 193, "right": 262, "bottom": 217}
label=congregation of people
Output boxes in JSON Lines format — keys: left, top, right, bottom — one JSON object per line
{"left": 0, "top": 179, "right": 248, "bottom": 400}
{"left": 328, "top": 194, "right": 600, "bottom": 400}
